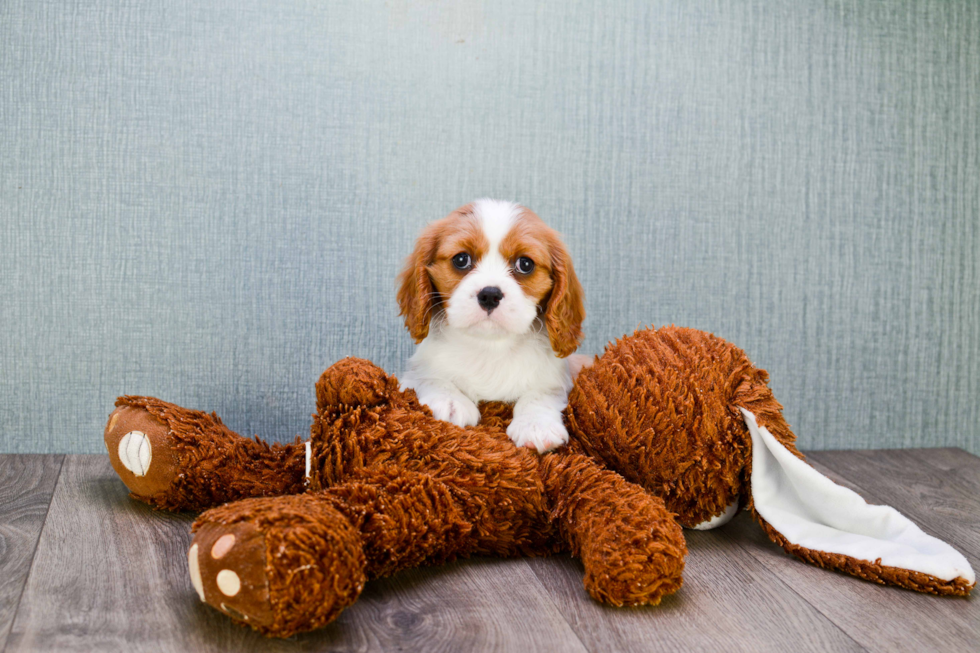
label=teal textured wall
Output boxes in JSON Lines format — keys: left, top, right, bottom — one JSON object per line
{"left": 1, "top": 0, "right": 978, "bottom": 453}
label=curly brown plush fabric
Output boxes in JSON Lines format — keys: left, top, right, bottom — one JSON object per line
{"left": 194, "top": 494, "right": 367, "bottom": 636}
{"left": 566, "top": 325, "right": 801, "bottom": 527}
{"left": 566, "top": 325, "right": 973, "bottom": 596}
{"left": 104, "top": 325, "right": 972, "bottom": 638}
{"left": 177, "top": 358, "right": 685, "bottom": 636}
{"left": 309, "top": 359, "right": 555, "bottom": 559}
{"left": 107, "top": 396, "right": 306, "bottom": 511}
{"left": 539, "top": 451, "right": 686, "bottom": 605}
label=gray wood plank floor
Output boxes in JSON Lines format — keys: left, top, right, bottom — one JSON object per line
{"left": 0, "top": 449, "right": 976, "bottom": 652}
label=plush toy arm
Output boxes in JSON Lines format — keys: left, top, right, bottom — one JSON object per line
{"left": 741, "top": 408, "right": 975, "bottom": 595}
{"left": 105, "top": 396, "right": 306, "bottom": 511}
{"left": 540, "top": 450, "right": 687, "bottom": 606}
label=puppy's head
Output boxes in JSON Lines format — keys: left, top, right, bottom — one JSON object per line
{"left": 397, "top": 199, "right": 585, "bottom": 357}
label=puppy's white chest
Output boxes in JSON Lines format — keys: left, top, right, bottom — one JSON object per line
{"left": 412, "top": 329, "right": 568, "bottom": 403}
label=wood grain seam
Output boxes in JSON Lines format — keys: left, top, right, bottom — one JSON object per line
{"left": 1, "top": 455, "right": 65, "bottom": 653}
{"left": 695, "top": 522, "right": 868, "bottom": 652}
{"left": 516, "top": 558, "right": 593, "bottom": 652}
{"left": 939, "top": 447, "right": 977, "bottom": 461}
{"left": 717, "top": 529, "right": 869, "bottom": 651}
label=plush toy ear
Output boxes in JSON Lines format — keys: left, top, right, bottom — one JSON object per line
{"left": 396, "top": 223, "right": 442, "bottom": 343}
{"left": 740, "top": 408, "right": 975, "bottom": 595}
{"left": 543, "top": 235, "right": 585, "bottom": 358}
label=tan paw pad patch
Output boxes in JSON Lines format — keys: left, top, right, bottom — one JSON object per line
{"left": 211, "top": 533, "right": 235, "bottom": 559}
{"left": 189, "top": 522, "right": 274, "bottom": 626}
{"left": 216, "top": 569, "right": 241, "bottom": 597}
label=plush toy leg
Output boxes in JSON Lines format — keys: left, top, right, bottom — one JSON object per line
{"left": 188, "top": 467, "right": 510, "bottom": 637}
{"left": 105, "top": 396, "right": 306, "bottom": 511}
{"left": 540, "top": 450, "right": 687, "bottom": 606}
{"left": 741, "top": 408, "right": 976, "bottom": 596}
{"left": 189, "top": 493, "right": 366, "bottom": 637}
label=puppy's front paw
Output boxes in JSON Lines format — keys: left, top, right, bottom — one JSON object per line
{"left": 422, "top": 392, "right": 481, "bottom": 428}
{"left": 507, "top": 414, "right": 569, "bottom": 453}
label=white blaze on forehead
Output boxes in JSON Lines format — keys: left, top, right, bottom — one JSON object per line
{"left": 472, "top": 199, "right": 520, "bottom": 259}
{"left": 442, "top": 198, "right": 538, "bottom": 335}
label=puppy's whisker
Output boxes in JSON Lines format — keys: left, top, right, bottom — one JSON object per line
{"left": 418, "top": 293, "right": 443, "bottom": 321}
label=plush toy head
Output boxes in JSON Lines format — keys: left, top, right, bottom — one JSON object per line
{"left": 566, "top": 325, "right": 975, "bottom": 596}
{"left": 566, "top": 325, "right": 791, "bottom": 528}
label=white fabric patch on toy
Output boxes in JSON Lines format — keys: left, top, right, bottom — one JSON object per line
{"left": 741, "top": 407, "right": 975, "bottom": 584}
{"left": 118, "top": 431, "right": 151, "bottom": 476}
{"left": 690, "top": 499, "right": 739, "bottom": 530}
{"left": 188, "top": 543, "right": 205, "bottom": 601}
{"left": 217, "top": 569, "right": 241, "bottom": 597}
{"left": 305, "top": 441, "right": 312, "bottom": 478}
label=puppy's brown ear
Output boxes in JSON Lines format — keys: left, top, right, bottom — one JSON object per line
{"left": 543, "top": 234, "right": 585, "bottom": 358}
{"left": 396, "top": 222, "right": 442, "bottom": 343}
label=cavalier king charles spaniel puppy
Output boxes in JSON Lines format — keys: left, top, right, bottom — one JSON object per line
{"left": 396, "top": 199, "right": 588, "bottom": 453}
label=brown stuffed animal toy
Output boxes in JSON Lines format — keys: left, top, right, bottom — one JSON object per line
{"left": 104, "top": 326, "right": 974, "bottom": 638}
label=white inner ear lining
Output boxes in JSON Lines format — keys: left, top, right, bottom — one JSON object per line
{"left": 742, "top": 407, "right": 974, "bottom": 584}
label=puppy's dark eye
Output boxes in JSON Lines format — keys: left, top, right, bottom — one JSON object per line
{"left": 515, "top": 256, "right": 535, "bottom": 275}
{"left": 452, "top": 252, "right": 472, "bottom": 270}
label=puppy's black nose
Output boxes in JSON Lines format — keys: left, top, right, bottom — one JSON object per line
{"left": 477, "top": 286, "right": 504, "bottom": 312}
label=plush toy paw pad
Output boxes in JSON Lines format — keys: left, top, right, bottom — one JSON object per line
{"left": 216, "top": 569, "right": 241, "bottom": 596}
{"left": 188, "top": 521, "right": 273, "bottom": 627}
{"left": 211, "top": 533, "right": 236, "bottom": 558}
{"left": 188, "top": 543, "right": 205, "bottom": 600}
{"left": 116, "top": 431, "right": 151, "bottom": 476}
{"left": 104, "top": 405, "right": 179, "bottom": 499}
